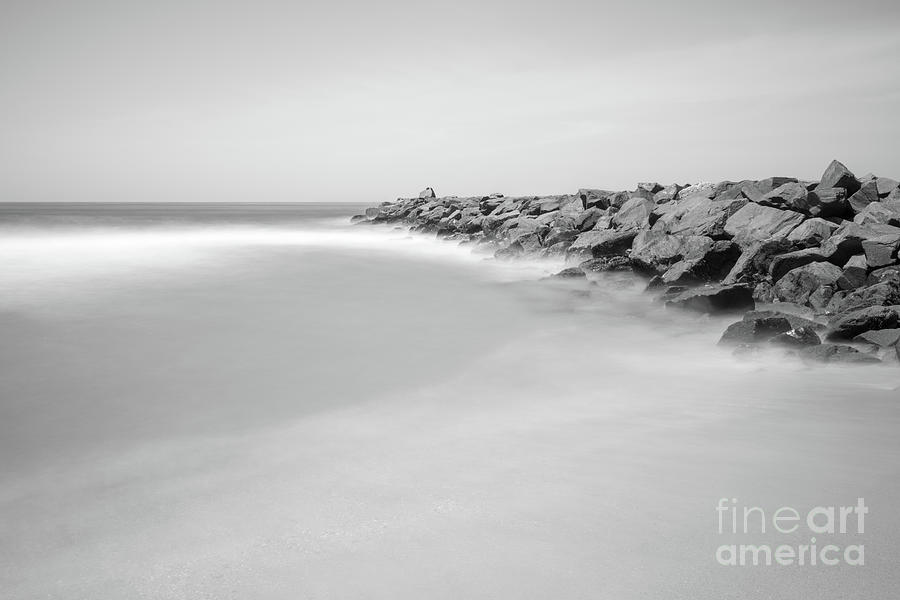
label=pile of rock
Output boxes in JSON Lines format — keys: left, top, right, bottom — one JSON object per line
{"left": 353, "top": 161, "right": 900, "bottom": 364}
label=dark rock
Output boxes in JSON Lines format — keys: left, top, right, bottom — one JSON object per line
{"left": 854, "top": 328, "right": 900, "bottom": 347}
{"left": 743, "top": 307, "right": 821, "bottom": 330}
{"left": 773, "top": 262, "right": 843, "bottom": 305}
{"left": 718, "top": 316, "right": 792, "bottom": 345}
{"left": 827, "top": 305, "right": 900, "bottom": 340}
{"left": 723, "top": 203, "right": 805, "bottom": 246}
{"left": 578, "top": 189, "right": 613, "bottom": 210}
{"left": 868, "top": 265, "right": 900, "bottom": 286}
{"left": 820, "top": 222, "right": 900, "bottom": 267}
{"left": 666, "top": 284, "right": 755, "bottom": 314}
{"left": 419, "top": 187, "right": 436, "bottom": 199}
{"left": 786, "top": 218, "right": 839, "bottom": 248}
{"left": 848, "top": 180, "right": 879, "bottom": 214}
{"left": 574, "top": 207, "right": 605, "bottom": 231}
{"left": 769, "top": 248, "right": 828, "bottom": 282}
{"left": 818, "top": 159, "right": 861, "bottom": 197}
{"left": 579, "top": 256, "right": 632, "bottom": 272}
{"left": 831, "top": 280, "right": 900, "bottom": 315}
{"left": 770, "top": 327, "right": 822, "bottom": 347}
{"left": 795, "top": 187, "right": 849, "bottom": 218}
{"left": 753, "top": 281, "right": 777, "bottom": 303}
{"left": 723, "top": 239, "right": 792, "bottom": 285}
{"left": 809, "top": 284, "right": 836, "bottom": 312}
{"left": 629, "top": 231, "right": 708, "bottom": 274}
{"left": 567, "top": 229, "right": 638, "bottom": 259}
{"left": 653, "top": 184, "right": 683, "bottom": 204}
{"left": 837, "top": 254, "right": 868, "bottom": 291}
{"left": 550, "top": 267, "right": 587, "bottom": 279}
{"left": 801, "top": 344, "right": 880, "bottom": 364}
{"left": 660, "top": 241, "right": 741, "bottom": 285}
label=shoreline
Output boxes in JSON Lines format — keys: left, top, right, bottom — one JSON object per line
{"left": 354, "top": 162, "right": 900, "bottom": 365}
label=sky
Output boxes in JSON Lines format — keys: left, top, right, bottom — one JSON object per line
{"left": 1, "top": 0, "right": 899, "bottom": 202}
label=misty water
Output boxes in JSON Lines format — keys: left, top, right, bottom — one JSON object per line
{"left": 1, "top": 203, "right": 899, "bottom": 599}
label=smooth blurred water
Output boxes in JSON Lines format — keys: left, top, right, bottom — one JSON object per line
{"left": 1, "top": 203, "right": 899, "bottom": 599}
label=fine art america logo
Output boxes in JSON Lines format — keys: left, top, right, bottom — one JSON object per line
{"left": 715, "top": 498, "right": 868, "bottom": 567}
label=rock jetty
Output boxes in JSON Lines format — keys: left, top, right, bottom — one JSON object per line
{"left": 353, "top": 161, "right": 900, "bottom": 365}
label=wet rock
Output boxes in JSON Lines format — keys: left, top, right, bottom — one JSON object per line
{"left": 837, "top": 254, "right": 868, "bottom": 291}
{"left": 744, "top": 305, "right": 822, "bottom": 329}
{"left": 770, "top": 327, "right": 822, "bottom": 347}
{"left": 773, "top": 262, "right": 843, "bottom": 305}
{"left": 818, "top": 159, "right": 861, "bottom": 197}
{"left": 831, "top": 280, "right": 900, "bottom": 315}
{"left": 801, "top": 344, "right": 880, "bottom": 364}
{"left": 666, "top": 284, "right": 755, "bottom": 314}
{"left": 718, "top": 316, "right": 792, "bottom": 345}
{"left": 723, "top": 203, "right": 805, "bottom": 246}
{"left": 723, "top": 239, "right": 793, "bottom": 285}
{"left": 854, "top": 328, "right": 900, "bottom": 347}
{"left": 550, "top": 267, "right": 587, "bottom": 279}
{"left": 769, "top": 248, "right": 828, "bottom": 282}
{"left": 567, "top": 229, "right": 638, "bottom": 259}
{"left": 786, "top": 218, "right": 839, "bottom": 248}
{"left": 827, "top": 305, "right": 900, "bottom": 340}
{"left": 660, "top": 241, "right": 741, "bottom": 285}
{"left": 579, "top": 256, "right": 632, "bottom": 272}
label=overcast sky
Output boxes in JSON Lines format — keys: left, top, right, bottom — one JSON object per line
{"left": 2, "top": 0, "right": 899, "bottom": 202}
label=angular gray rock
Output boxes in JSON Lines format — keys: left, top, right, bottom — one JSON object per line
{"left": 848, "top": 180, "right": 879, "bottom": 215}
{"left": 861, "top": 228, "right": 900, "bottom": 268}
{"left": 786, "top": 218, "right": 839, "bottom": 247}
{"left": 769, "top": 248, "right": 828, "bottom": 282}
{"left": 666, "top": 284, "right": 755, "bottom": 313}
{"left": 827, "top": 305, "right": 900, "bottom": 340}
{"left": 817, "top": 159, "right": 861, "bottom": 197}
{"left": 773, "top": 262, "right": 843, "bottom": 305}
{"left": 612, "top": 197, "right": 655, "bottom": 230}
{"left": 567, "top": 229, "right": 638, "bottom": 259}
{"left": 837, "top": 254, "right": 868, "bottom": 291}
{"left": 718, "top": 315, "right": 792, "bottom": 345}
{"left": 854, "top": 328, "right": 900, "bottom": 347}
{"left": 419, "top": 187, "right": 436, "bottom": 199}
{"left": 723, "top": 203, "right": 805, "bottom": 246}
{"left": 795, "top": 187, "right": 848, "bottom": 218}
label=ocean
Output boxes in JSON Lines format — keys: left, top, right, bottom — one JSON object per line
{"left": 1, "top": 202, "right": 899, "bottom": 599}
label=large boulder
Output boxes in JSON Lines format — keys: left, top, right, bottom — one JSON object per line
{"left": 718, "top": 315, "right": 792, "bottom": 345}
{"left": 837, "top": 254, "right": 869, "bottom": 291}
{"left": 773, "top": 262, "right": 843, "bottom": 305}
{"left": 854, "top": 328, "right": 900, "bottom": 347}
{"left": 861, "top": 228, "right": 900, "bottom": 268}
{"left": 848, "top": 180, "right": 880, "bottom": 215}
{"left": 801, "top": 344, "right": 880, "bottom": 364}
{"left": 567, "top": 229, "right": 638, "bottom": 259}
{"left": 758, "top": 182, "right": 809, "bottom": 209}
{"left": 786, "top": 218, "right": 839, "bottom": 248}
{"left": 630, "top": 231, "right": 711, "bottom": 274}
{"left": 419, "top": 187, "right": 436, "bottom": 199}
{"left": 820, "top": 222, "right": 900, "bottom": 266}
{"left": 575, "top": 207, "right": 605, "bottom": 231}
{"left": 827, "top": 305, "right": 900, "bottom": 340}
{"left": 853, "top": 202, "right": 900, "bottom": 227}
{"left": 817, "top": 159, "right": 861, "bottom": 197}
{"left": 830, "top": 279, "right": 900, "bottom": 315}
{"left": 876, "top": 177, "right": 900, "bottom": 197}
{"left": 723, "top": 239, "right": 792, "bottom": 285}
{"left": 794, "top": 187, "right": 849, "bottom": 218}
{"left": 660, "top": 241, "right": 740, "bottom": 285}
{"left": 769, "top": 248, "right": 828, "bottom": 281}
{"left": 723, "top": 203, "right": 805, "bottom": 246}
{"left": 666, "top": 284, "right": 755, "bottom": 313}
{"left": 612, "top": 197, "right": 655, "bottom": 230}
{"left": 651, "top": 196, "right": 747, "bottom": 239}
{"left": 578, "top": 189, "right": 613, "bottom": 210}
